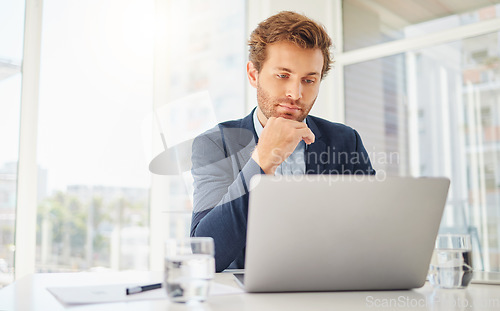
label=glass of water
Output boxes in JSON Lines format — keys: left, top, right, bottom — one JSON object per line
{"left": 164, "top": 237, "right": 215, "bottom": 303}
{"left": 428, "top": 234, "right": 473, "bottom": 289}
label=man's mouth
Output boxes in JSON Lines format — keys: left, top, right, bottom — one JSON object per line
{"left": 277, "top": 104, "right": 301, "bottom": 112}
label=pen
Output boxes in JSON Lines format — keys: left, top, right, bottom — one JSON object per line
{"left": 126, "top": 283, "right": 162, "bottom": 295}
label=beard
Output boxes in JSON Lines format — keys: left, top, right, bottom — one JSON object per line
{"left": 256, "top": 82, "right": 315, "bottom": 122}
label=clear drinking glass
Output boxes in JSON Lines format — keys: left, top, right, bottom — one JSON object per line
{"left": 164, "top": 237, "right": 215, "bottom": 303}
{"left": 428, "top": 234, "right": 473, "bottom": 289}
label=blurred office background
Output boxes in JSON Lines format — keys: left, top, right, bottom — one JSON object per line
{"left": 1, "top": 0, "right": 500, "bottom": 286}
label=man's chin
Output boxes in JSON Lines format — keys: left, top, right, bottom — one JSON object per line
{"left": 274, "top": 113, "right": 305, "bottom": 122}
{"left": 280, "top": 114, "right": 295, "bottom": 120}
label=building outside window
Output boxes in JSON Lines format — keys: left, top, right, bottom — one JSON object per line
{"left": 343, "top": 0, "right": 500, "bottom": 272}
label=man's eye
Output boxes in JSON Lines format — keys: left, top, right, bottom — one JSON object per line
{"left": 277, "top": 74, "right": 288, "bottom": 79}
{"left": 303, "top": 79, "right": 315, "bottom": 84}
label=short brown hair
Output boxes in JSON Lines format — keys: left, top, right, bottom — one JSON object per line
{"left": 248, "top": 11, "right": 333, "bottom": 78}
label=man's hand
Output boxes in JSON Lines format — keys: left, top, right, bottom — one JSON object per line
{"left": 251, "top": 117, "right": 315, "bottom": 174}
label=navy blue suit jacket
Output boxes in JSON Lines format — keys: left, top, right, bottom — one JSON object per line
{"left": 190, "top": 109, "right": 374, "bottom": 271}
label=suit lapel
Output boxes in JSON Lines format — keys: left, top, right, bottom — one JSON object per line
{"left": 238, "top": 108, "right": 259, "bottom": 145}
{"left": 223, "top": 109, "right": 257, "bottom": 171}
{"left": 305, "top": 116, "right": 327, "bottom": 174}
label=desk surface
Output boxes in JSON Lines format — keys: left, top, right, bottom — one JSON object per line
{"left": 1, "top": 271, "right": 499, "bottom": 311}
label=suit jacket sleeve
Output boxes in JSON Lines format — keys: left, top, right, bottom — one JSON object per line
{"left": 190, "top": 126, "right": 262, "bottom": 272}
{"left": 353, "top": 129, "right": 376, "bottom": 175}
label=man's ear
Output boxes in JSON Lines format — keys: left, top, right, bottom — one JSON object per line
{"left": 247, "top": 61, "right": 258, "bottom": 88}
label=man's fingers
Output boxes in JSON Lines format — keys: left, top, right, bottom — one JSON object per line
{"left": 303, "top": 136, "right": 314, "bottom": 145}
{"left": 275, "top": 118, "right": 315, "bottom": 144}
{"left": 263, "top": 116, "right": 315, "bottom": 144}
{"left": 276, "top": 117, "right": 308, "bottom": 128}
{"left": 298, "top": 128, "right": 315, "bottom": 144}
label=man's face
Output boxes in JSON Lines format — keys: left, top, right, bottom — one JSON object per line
{"left": 248, "top": 41, "right": 324, "bottom": 124}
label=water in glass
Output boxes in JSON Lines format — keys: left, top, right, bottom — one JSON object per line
{"left": 164, "top": 253, "right": 215, "bottom": 303}
{"left": 429, "top": 249, "right": 473, "bottom": 289}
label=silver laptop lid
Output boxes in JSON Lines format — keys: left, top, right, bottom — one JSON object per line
{"left": 244, "top": 175, "right": 450, "bottom": 292}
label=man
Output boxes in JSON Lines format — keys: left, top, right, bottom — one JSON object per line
{"left": 190, "top": 11, "right": 374, "bottom": 272}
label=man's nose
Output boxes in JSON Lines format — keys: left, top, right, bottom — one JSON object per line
{"left": 286, "top": 79, "right": 303, "bottom": 101}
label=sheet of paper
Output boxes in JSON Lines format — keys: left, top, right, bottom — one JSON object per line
{"left": 47, "top": 282, "right": 244, "bottom": 305}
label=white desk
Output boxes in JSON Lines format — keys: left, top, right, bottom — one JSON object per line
{"left": 1, "top": 271, "right": 499, "bottom": 311}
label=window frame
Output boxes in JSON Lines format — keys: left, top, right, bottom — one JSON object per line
{"left": 15, "top": 0, "right": 43, "bottom": 280}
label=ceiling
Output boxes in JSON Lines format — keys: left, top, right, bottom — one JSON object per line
{"left": 379, "top": 0, "right": 499, "bottom": 23}
{"left": 349, "top": 0, "right": 500, "bottom": 27}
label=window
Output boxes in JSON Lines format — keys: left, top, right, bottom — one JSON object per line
{"left": 36, "top": 0, "right": 154, "bottom": 272}
{"left": 152, "top": 0, "right": 246, "bottom": 244}
{"left": 344, "top": 3, "right": 500, "bottom": 272}
{"left": 33, "top": 0, "right": 246, "bottom": 273}
{"left": 0, "top": 0, "right": 25, "bottom": 287}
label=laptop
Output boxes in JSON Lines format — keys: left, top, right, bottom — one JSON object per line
{"left": 235, "top": 175, "right": 450, "bottom": 292}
